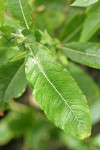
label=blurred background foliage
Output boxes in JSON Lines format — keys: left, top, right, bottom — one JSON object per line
{"left": 0, "top": 0, "right": 100, "bottom": 149}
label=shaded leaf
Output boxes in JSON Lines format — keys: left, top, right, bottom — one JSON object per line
{"left": 0, "top": 59, "right": 27, "bottom": 107}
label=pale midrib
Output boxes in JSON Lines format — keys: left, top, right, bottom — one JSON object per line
{"left": 3, "top": 64, "right": 24, "bottom": 101}
{"left": 18, "top": 0, "right": 29, "bottom": 29}
{"left": 62, "top": 46, "right": 100, "bottom": 58}
{"left": 28, "top": 46, "right": 80, "bottom": 124}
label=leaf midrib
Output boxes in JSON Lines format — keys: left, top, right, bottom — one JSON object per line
{"left": 62, "top": 46, "right": 100, "bottom": 58}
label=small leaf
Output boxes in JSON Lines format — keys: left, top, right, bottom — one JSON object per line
{"left": 7, "top": 0, "right": 32, "bottom": 28}
{"left": 25, "top": 44, "right": 91, "bottom": 139}
{"left": 61, "top": 42, "right": 100, "bottom": 69}
{"left": 72, "top": 0, "right": 98, "bottom": 7}
{"left": 0, "top": 59, "right": 27, "bottom": 107}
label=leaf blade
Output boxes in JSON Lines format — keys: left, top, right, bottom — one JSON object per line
{"left": 61, "top": 42, "right": 100, "bottom": 69}
{"left": 7, "top": 0, "right": 31, "bottom": 28}
{"left": 25, "top": 44, "right": 91, "bottom": 139}
{"left": 0, "top": 59, "right": 27, "bottom": 107}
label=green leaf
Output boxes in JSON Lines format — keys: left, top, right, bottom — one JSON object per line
{"left": 7, "top": 0, "right": 32, "bottom": 28}
{"left": 25, "top": 44, "right": 91, "bottom": 139}
{"left": 0, "top": 59, "right": 27, "bottom": 107}
{"left": 67, "top": 63, "right": 99, "bottom": 100}
{"left": 61, "top": 42, "right": 100, "bottom": 69}
{"left": 72, "top": 0, "right": 98, "bottom": 7}
{"left": 80, "top": 3, "right": 100, "bottom": 41}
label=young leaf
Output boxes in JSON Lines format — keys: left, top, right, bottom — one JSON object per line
{"left": 0, "top": 59, "right": 27, "bottom": 107}
{"left": 7, "top": 0, "right": 31, "bottom": 28}
{"left": 61, "top": 42, "right": 100, "bottom": 69}
{"left": 72, "top": 0, "right": 98, "bottom": 7}
{"left": 80, "top": 4, "right": 100, "bottom": 41}
{"left": 25, "top": 44, "right": 91, "bottom": 139}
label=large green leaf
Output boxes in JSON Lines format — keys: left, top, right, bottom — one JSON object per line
{"left": 61, "top": 42, "right": 100, "bottom": 69}
{"left": 72, "top": 0, "right": 98, "bottom": 7}
{"left": 80, "top": 3, "right": 100, "bottom": 41}
{"left": 67, "top": 63, "right": 99, "bottom": 100}
{"left": 25, "top": 44, "right": 91, "bottom": 139}
{"left": 0, "top": 59, "right": 27, "bottom": 108}
{"left": 7, "top": 0, "right": 31, "bottom": 28}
